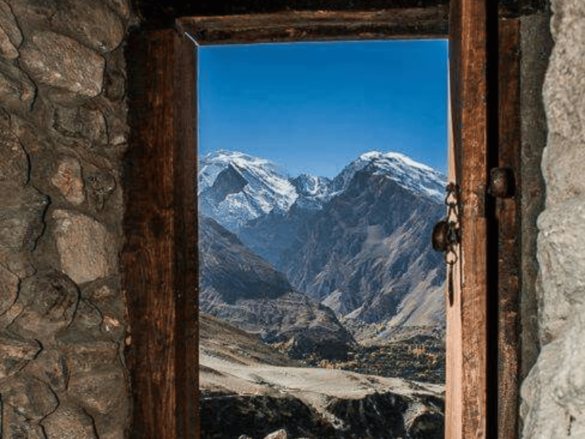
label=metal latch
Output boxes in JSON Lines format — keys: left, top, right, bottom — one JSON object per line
{"left": 432, "top": 183, "right": 461, "bottom": 306}
{"left": 432, "top": 183, "right": 460, "bottom": 263}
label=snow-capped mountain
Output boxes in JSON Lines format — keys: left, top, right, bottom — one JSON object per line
{"left": 330, "top": 151, "right": 445, "bottom": 202}
{"left": 199, "top": 149, "right": 448, "bottom": 331}
{"left": 290, "top": 173, "right": 332, "bottom": 210}
{"left": 199, "top": 150, "right": 446, "bottom": 232}
{"left": 199, "top": 150, "right": 298, "bottom": 231}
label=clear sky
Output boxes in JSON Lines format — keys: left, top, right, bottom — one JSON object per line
{"left": 199, "top": 40, "right": 448, "bottom": 178}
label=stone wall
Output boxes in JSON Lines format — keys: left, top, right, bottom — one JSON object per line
{"left": 0, "top": 1, "right": 133, "bottom": 438}
{"left": 520, "top": 0, "right": 585, "bottom": 437}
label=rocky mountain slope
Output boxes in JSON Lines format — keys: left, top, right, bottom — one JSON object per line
{"left": 199, "top": 216, "right": 355, "bottom": 360}
{"left": 200, "top": 151, "right": 447, "bottom": 329}
{"left": 199, "top": 149, "right": 447, "bottom": 342}
{"left": 199, "top": 151, "right": 299, "bottom": 232}
{"left": 282, "top": 164, "right": 445, "bottom": 326}
{"left": 200, "top": 312, "right": 444, "bottom": 439}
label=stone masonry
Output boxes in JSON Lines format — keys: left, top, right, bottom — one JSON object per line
{"left": 520, "top": 0, "right": 585, "bottom": 437}
{"left": 0, "top": 0, "right": 133, "bottom": 438}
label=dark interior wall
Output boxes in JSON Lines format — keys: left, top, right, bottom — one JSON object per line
{"left": 518, "top": 11, "right": 552, "bottom": 382}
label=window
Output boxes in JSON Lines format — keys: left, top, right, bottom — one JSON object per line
{"left": 122, "top": 1, "right": 521, "bottom": 438}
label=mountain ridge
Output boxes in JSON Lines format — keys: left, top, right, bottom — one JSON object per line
{"left": 199, "top": 149, "right": 446, "bottom": 233}
{"left": 199, "top": 149, "right": 447, "bottom": 337}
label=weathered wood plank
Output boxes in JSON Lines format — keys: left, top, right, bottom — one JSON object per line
{"left": 178, "top": 7, "right": 449, "bottom": 44}
{"left": 448, "top": 0, "right": 490, "bottom": 438}
{"left": 497, "top": 17, "right": 521, "bottom": 439}
{"left": 445, "top": 96, "right": 463, "bottom": 439}
{"left": 134, "top": 0, "right": 448, "bottom": 27}
{"left": 123, "top": 28, "right": 199, "bottom": 439}
{"left": 174, "top": 35, "right": 200, "bottom": 439}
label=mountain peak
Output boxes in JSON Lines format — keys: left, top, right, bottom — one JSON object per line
{"left": 332, "top": 150, "right": 446, "bottom": 202}
{"left": 358, "top": 150, "right": 435, "bottom": 173}
{"left": 199, "top": 150, "right": 298, "bottom": 231}
{"left": 199, "top": 149, "right": 446, "bottom": 231}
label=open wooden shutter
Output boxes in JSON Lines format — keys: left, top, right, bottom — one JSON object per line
{"left": 447, "top": 1, "right": 522, "bottom": 438}
{"left": 446, "top": 0, "right": 490, "bottom": 438}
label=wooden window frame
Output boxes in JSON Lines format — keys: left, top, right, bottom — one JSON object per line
{"left": 122, "top": 1, "right": 521, "bottom": 438}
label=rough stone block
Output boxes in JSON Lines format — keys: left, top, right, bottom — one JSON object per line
{"left": 542, "top": 0, "right": 585, "bottom": 206}
{"left": 521, "top": 303, "right": 585, "bottom": 438}
{"left": 0, "top": 248, "right": 36, "bottom": 279}
{"left": 53, "top": 105, "right": 108, "bottom": 145}
{"left": 52, "top": 0, "right": 125, "bottom": 53}
{"left": 1, "top": 404, "right": 47, "bottom": 439}
{"left": 86, "top": 168, "right": 116, "bottom": 210}
{"left": 542, "top": 134, "right": 585, "bottom": 205}
{"left": 105, "top": 0, "right": 131, "bottom": 19}
{"left": 101, "top": 313, "right": 124, "bottom": 339}
{"left": 88, "top": 284, "right": 116, "bottom": 302}
{"left": 0, "top": 332, "right": 41, "bottom": 379}
{"left": 5, "top": 0, "right": 57, "bottom": 28}
{"left": 23, "top": 348, "right": 69, "bottom": 392}
{"left": 264, "top": 430, "right": 289, "bottom": 439}
{"left": 68, "top": 365, "right": 127, "bottom": 415}
{"left": 98, "top": 430, "right": 127, "bottom": 439}
{"left": 0, "top": 0, "right": 22, "bottom": 59}
{"left": 0, "top": 186, "right": 49, "bottom": 252}
{"left": 20, "top": 31, "right": 104, "bottom": 97}
{"left": 57, "top": 337, "right": 119, "bottom": 372}
{"left": 50, "top": 156, "right": 85, "bottom": 205}
{"left": 0, "top": 117, "right": 29, "bottom": 189}
{"left": 11, "top": 271, "right": 79, "bottom": 340}
{"left": 0, "top": 59, "right": 36, "bottom": 111}
{"left": 0, "top": 295, "right": 22, "bottom": 329}
{"left": 1, "top": 377, "right": 59, "bottom": 422}
{"left": 42, "top": 403, "right": 98, "bottom": 439}
{"left": 0, "top": 216, "right": 30, "bottom": 249}
{"left": 0, "top": 262, "right": 18, "bottom": 315}
{"left": 537, "top": 197, "right": 585, "bottom": 339}
{"left": 51, "top": 209, "right": 116, "bottom": 284}
{"left": 104, "top": 68, "right": 126, "bottom": 102}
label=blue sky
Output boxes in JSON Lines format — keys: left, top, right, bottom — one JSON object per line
{"left": 199, "top": 40, "right": 448, "bottom": 178}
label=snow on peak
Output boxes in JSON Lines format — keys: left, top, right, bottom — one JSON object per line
{"left": 199, "top": 150, "right": 298, "bottom": 231}
{"left": 335, "top": 150, "right": 447, "bottom": 201}
{"left": 291, "top": 173, "right": 332, "bottom": 210}
{"left": 359, "top": 151, "right": 435, "bottom": 172}
{"left": 199, "top": 149, "right": 447, "bottom": 231}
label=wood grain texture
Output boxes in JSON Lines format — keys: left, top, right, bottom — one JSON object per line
{"left": 497, "top": 18, "right": 521, "bottom": 439}
{"left": 448, "top": 0, "right": 490, "bottom": 438}
{"left": 133, "top": 0, "right": 449, "bottom": 27}
{"left": 178, "top": 7, "right": 449, "bottom": 44}
{"left": 445, "top": 94, "right": 463, "bottom": 439}
{"left": 123, "top": 29, "right": 199, "bottom": 439}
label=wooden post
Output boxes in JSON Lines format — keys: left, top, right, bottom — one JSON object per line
{"left": 123, "top": 28, "right": 199, "bottom": 439}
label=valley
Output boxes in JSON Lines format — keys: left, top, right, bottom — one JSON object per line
{"left": 198, "top": 150, "right": 447, "bottom": 438}
{"left": 200, "top": 313, "right": 444, "bottom": 439}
